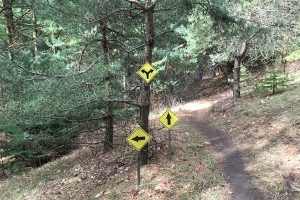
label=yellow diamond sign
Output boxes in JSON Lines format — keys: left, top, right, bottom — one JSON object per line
{"left": 127, "top": 127, "right": 151, "bottom": 151}
{"left": 136, "top": 62, "right": 158, "bottom": 83}
{"left": 159, "top": 109, "right": 180, "bottom": 130}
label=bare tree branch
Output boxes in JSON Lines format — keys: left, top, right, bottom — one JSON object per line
{"left": 107, "top": 27, "right": 126, "bottom": 38}
{"left": 126, "top": 43, "right": 147, "bottom": 53}
{"left": 77, "top": 43, "right": 89, "bottom": 70}
{"left": 46, "top": 0, "right": 88, "bottom": 22}
{"left": 19, "top": 60, "right": 96, "bottom": 81}
{"left": 127, "top": 0, "right": 145, "bottom": 10}
{"left": 109, "top": 100, "right": 141, "bottom": 107}
{"left": 155, "top": 30, "right": 174, "bottom": 38}
{"left": 90, "top": 8, "right": 137, "bottom": 24}
{"left": 0, "top": 7, "right": 6, "bottom": 14}
{"left": 122, "top": 30, "right": 173, "bottom": 53}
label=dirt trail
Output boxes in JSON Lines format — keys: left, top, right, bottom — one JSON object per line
{"left": 190, "top": 119, "right": 260, "bottom": 200}
{"left": 175, "top": 95, "right": 263, "bottom": 200}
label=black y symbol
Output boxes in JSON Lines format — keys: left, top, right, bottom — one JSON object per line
{"left": 141, "top": 69, "right": 154, "bottom": 79}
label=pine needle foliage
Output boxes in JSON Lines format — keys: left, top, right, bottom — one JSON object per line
{"left": 255, "top": 68, "right": 291, "bottom": 95}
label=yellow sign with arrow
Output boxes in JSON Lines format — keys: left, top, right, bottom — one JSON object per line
{"left": 159, "top": 109, "right": 180, "bottom": 130}
{"left": 136, "top": 62, "right": 158, "bottom": 83}
{"left": 127, "top": 127, "right": 151, "bottom": 151}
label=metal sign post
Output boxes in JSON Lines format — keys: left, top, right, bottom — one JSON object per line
{"left": 167, "top": 130, "right": 172, "bottom": 160}
{"left": 159, "top": 109, "right": 180, "bottom": 130}
{"left": 127, "top": 126, "right": 151, "bottom": 186}
{"left": 137, "top": 151, "right": 141, "bottom": 186}
{"left": 127, "top": 62, "right": 156, "bottom": 186}
{"left": 159, "top": 109, "right": 180, "bottom": 160}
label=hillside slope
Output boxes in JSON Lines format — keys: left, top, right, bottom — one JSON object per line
{"left": 1, "top": 73, "right": 299, "bottom": 200}
{"left": 0, "top": 118, "right": 230, "bottom": 200}
{"left": 181, "top": 76, "right": 229, "bottom": 101}
{"left": 208, "top": 71, "right": 300, "bottom": 199}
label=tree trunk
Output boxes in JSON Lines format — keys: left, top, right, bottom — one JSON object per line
{"left": 233, "top": 42, "right": 247, "bottom": 101}
{"left": 139, "top": 0, "right": 154, "bottom": 165}
{"left": 31, "top": 1, "right": 38, "bottom": 59}
{"left": 104, "top": 101, "right": 113, "bottom": 152}
{"left": 139, "top": 83, "right": 150, "bottom": 164}
{"left": 0, "top": 83, "right": 3, "bottom": 99}
{"left": 101, "top": 22, "right": 113, "bottom": 153}
{"left": 3, "top": 0, "right": 15, "bottom": 61}
{"left": 233, "top": 57, "right": 241, "bottom": 100}
{"left": 281, "top": 53, "right": 287, "bottom": 74}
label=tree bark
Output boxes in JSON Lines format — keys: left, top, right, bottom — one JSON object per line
{"left": 0, "top": 82, "right": 3, "bottom": 99}
{"left": 128, "top": 0, "right": 154, "bottom": 165}
{"left": 233, "top": 42, "right": 247, "bottom": 101}
{"left": 233, "top": 57, "right": 241, "bottom": 100}
{"left": 100, "top": 22, "right": 114, "bottom": 153}
{"left": 104, "top": 101, "right": 113, "bottom": 152}
{"left": 3, "top": 0, "right": 15, "bottom": 61}
{"left": 280, "top": 53, "right": 287, "bottom": 74}
{"left": 31, "top": 1, "right": 38, "bottom": 59}
{"left": 140, "top": 0, "right": 154, "bottom": 165}
{"left": 139, "top": 83, "right": 150, "bottom": 165}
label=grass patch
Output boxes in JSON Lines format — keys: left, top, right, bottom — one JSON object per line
{"left": 0, "top": 149, "right": 86, "bottom": 200}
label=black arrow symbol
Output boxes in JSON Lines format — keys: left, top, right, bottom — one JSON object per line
{"left": 132, "top": 136, "right": 146, "bottom": 142}
{"left": 141, "top": 69, "right": 154, "bottom": 79}
{"left": 166, "top": 113, "right": 172, "bottom": 125}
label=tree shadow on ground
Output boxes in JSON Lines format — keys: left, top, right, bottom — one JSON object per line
{"left": 184, "top": 111, "right": 265, "bottom": 200}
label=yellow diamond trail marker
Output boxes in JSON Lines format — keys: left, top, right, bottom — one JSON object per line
{"left": 136, "top": 62, "right": 158, "bottom": 83}
{"left": 127, "top": 127, "right": 151, "bottom": 151}
{"left": 159, "top": 109, "right": 180, "bottom": 130}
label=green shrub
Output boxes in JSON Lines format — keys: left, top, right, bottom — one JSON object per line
{"left": 285, "top": 49, "right": 300, "bottom": 62}
{"left": 0, "top": 117, "right": 79, "bottom": 166}
{"left": 2, "top": 162, "right": 22, "bottom": 174}
{"left": 254, "top": 69, "right": 291, "bottom": 95}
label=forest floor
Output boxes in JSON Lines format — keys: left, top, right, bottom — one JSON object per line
{"left": 1, "top": 71, "right": 300, "bottom": 199}
{"left": 0, "top": 108, "right": 232, "bottom": 200}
